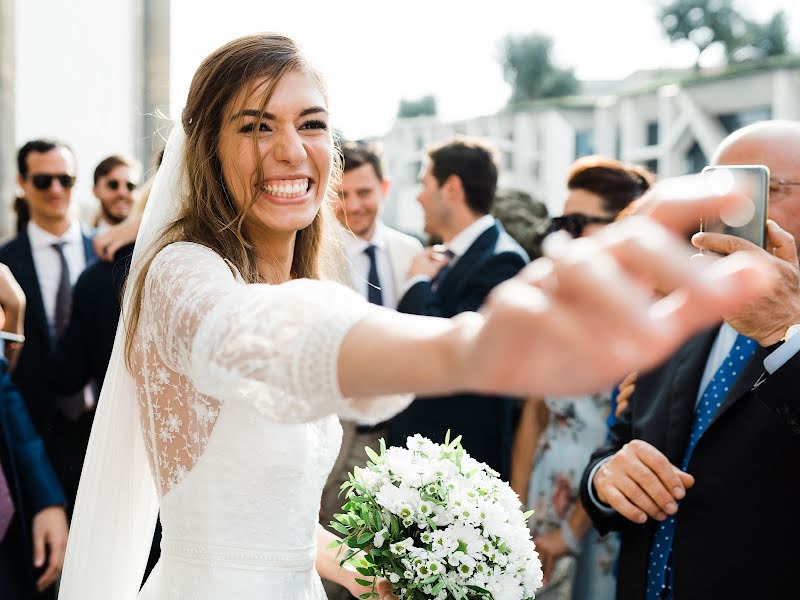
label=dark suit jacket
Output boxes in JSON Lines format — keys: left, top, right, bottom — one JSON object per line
{"left": 50, "top": 243, "right": 134, "bottom": 396}
{"left": 0, "top": 359, "right": 66, "bottom": 600}
{"left": 580, "top": 328, "right": 800, "bottom": 600}
{"left": 0, "top": 230, "right": 94, "bottom": 511}
{"left": 390, "top": 220, "right": 529, "bottom": 479}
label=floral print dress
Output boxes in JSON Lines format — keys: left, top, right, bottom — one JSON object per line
{"left": 527, "top": 393, "right": 619, "bottom": 600}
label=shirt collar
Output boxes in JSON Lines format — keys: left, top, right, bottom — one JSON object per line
{"left": 27, "top": 219, "right": 83, "bottom": 250}
{"left": 446, "top": 214, "right": 495, "bottom": 257}
{"left": 341, "top": 219, "right": 387, "bottom": 257}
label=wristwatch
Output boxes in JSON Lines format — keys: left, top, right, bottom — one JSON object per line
{"left": 782, "top": 324, "right": 800, "bottom": 342}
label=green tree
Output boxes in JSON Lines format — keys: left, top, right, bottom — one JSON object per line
{"left": 397, "top": 95, "right": 437, "bottom": 118}
{"left": 658, "top": 0, "right": 741, "bottom": 69}
{"left": 499, "top": 33, "right": 579, "bottom": 105}
{"left": 732, "top": 10, "right": 789, "bottom": 62}
{"left": 657, "top": 0, "right": 789, "bottom": 68}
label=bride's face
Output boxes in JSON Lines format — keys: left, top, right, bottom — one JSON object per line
{"left": 217, "top": 70, "right": 333, "bottom": 237}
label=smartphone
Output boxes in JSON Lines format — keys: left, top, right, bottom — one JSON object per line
{"left": 700, "top": 165, "right": 769, "bottom": 249}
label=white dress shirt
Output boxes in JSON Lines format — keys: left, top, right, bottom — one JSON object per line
{"left": 401, "top": 214, "right": 496, "bottom": 296}
{"left": 27, "top": 219, "right": 94, "bottom": 409}
{"left": 27, "top": 219, "right": 87, "bottom": 330}
{"left": 342, "top": 221, "right": 398, "bottom": 310}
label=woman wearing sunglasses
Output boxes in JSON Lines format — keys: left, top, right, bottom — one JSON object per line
{"left": 514, "top": 156, "right": 654, "bottom": 600}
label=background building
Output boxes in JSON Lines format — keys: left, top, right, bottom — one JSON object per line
{"left": 0, "top": 0, "right": 169, "bottom": 237}
{"left": 381, "top": 55, "right": 800, "bottom": 235}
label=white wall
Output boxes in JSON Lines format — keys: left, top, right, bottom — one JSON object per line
{"left": 15, "top": 0, "right": 137, "bottom": 219}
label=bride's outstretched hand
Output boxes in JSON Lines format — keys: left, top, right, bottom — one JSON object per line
{"left": 459, "top": 178, "right": 776, "bottom": 397}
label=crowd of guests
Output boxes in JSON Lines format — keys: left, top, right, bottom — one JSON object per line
{"left": 2, "top": 118, "right": 800, "bottom": 600}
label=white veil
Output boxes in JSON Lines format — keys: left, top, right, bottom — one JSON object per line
{"left": 58, "top": 124, "right": 186, "bottom": 600}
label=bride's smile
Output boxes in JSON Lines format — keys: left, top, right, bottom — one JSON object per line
{"left": 218, "top": 70, "right": 333, "bottom": 240}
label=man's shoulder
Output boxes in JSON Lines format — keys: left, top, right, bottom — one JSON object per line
{"left": 0, "top": 233, "right": 28, "bottom": 261}
{"left": 382, "top": 225, "right": 423, "bottom": 251}
{"left": 494, "top": 229, "right": 529, "bottom": 263}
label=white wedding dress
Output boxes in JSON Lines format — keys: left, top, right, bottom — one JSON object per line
{"left": 132, "top": 241, "right": 411, "bottom": 599}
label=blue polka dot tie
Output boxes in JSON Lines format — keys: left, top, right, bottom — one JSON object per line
{"left": 645, "top": 333, "right": 757, "bottom": 600}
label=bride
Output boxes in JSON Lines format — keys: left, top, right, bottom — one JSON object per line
{"left": 58, "top": 34, "right": 771, "bottom": 600}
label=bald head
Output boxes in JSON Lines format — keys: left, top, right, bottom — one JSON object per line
{"left": 712, "top": 120, "right": 800, "bottom": 243}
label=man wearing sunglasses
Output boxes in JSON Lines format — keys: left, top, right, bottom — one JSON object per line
{"left": 92, "top": 155, "right": 141, "bottom": 232}
{"left": 0, "top": 139, "right": 96, "bottom": 535}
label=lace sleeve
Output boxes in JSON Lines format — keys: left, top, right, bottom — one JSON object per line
{"left": 141, "top": 242, "right": 411, "bottom": 424}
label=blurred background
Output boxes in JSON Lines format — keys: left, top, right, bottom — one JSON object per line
{"left": 1, "top": 0, "right": 798, "bottom": 237}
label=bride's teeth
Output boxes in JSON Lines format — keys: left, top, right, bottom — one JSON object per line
{"left": 261, "top": 179, "right": 309, "bottom": 196}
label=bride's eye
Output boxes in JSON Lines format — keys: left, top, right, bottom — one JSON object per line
{"left": 299, "top": 120, "right": 328, "bottom": 131}
{"left": 239, "top": 122, "right": 271, "bottom": 134}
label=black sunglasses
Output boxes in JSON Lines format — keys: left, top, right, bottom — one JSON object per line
{"left": 547, "top": 213, "right": 615, "bottom": 238}
{"left": 106, "top": 179, "right": 137, "bottom": 192}
{"left": 30, "top": 173, "right": 76, "bottom": 191}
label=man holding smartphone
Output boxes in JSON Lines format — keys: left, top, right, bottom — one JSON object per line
{"left": 580, "top": 120, "right": 800, "bottom": 600}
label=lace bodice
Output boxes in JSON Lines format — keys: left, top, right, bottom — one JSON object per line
{"left": 132, "top": 242, "right": 412, "bottom": 599}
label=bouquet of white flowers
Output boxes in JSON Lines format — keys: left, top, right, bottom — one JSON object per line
{"left": 329, "top": 433, "right": 543, "bottom": 600}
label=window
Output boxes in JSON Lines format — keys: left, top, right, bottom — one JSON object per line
{"left": 646, "top": 122, "right": 659, "bottom": 146}
{"left": 718, "top": 107, "right": 772, "bottom": 134}
{"left": 644, "top": 159, "right": 659, "bottom": 176}
{"left": 504, "top": 151, "right": 514, "bottom": 171}
{"left": 575, "top": 129, "right": 595, "bottom": 159}
{"left": 685, "top": 141, "right": 707, "bottom": 175}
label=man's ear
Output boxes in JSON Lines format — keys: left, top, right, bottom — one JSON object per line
{"left": 380, "top": 178, "right": 391, "bottom": 198}
{"left": 443, "top": 174, "right": 464, "bottom": 203}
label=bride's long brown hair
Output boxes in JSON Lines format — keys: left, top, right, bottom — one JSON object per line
{"left": 124, "top": 34, "right": 342, "bottom": 369}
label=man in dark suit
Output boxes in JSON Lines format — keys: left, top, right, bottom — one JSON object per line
{"left": 50, "top": 243, "right": 133, "bottom": 397}
{"left": 0, "top": 264, "right": 68, "bottom": 600}
{"left": 0, "top": 139, "right": 95, "bottom": 511}
{"left": 389, "top": 137, "right": 529, "bottom": 479}
{"left": 580, "top": 120, "right": 800, "bottom": 600}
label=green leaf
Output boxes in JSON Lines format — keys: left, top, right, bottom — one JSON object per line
{"left": 356, "top": 532, "right": 374, "bottom": 545}
{"left": 354, "top": 578, "right": 373, "bottom": 586}
{"left": 522, "top": 510, "right": 534, "bottom": 521}
{"left": 330, "top": 522, "right": 349, "bottom": 536}
{"left": 356, "top": 566, "right": 373, "bottom": 577}
{"left": 365, "top": 445, "right": 381, "bottom": 464}
{"left": 326, "top": 539, "right": 342, "bottom": 549}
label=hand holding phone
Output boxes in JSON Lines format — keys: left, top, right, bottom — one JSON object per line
{"left": 700, "top": 165, "right": 769, "bottom": 249}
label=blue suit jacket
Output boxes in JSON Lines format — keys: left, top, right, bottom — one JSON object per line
{"left": 0, "top": 358, "right": 66, "bottom": 598}
{"left": 390, "top": 220, "right": 529, "bottom": 479}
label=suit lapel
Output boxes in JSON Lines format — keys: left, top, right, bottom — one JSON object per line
{"left": 707, "top": 342, "right": 770, "bottom": 430}
{"left": 437, "top": 221, "right": 499, "bottom": 302}
{"left": 82, "top": 232, "right": 96, "bottom": 262}
{"left": 663, "top": 329, "right": 718, "bottom": 462}
{"left": 16, "top": 233, "right": 50, "bottom": 342}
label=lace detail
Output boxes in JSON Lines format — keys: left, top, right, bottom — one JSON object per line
{"left": 133, "top": 241, "right": 412, "bottom": 495}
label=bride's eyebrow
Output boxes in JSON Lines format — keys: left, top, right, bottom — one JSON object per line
{"left": 229, "top": 107, "right": 328, "bottom": 122}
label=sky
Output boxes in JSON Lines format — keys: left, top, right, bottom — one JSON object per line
{"left": 171, "top": 0, "right": 800, "bottom": 140}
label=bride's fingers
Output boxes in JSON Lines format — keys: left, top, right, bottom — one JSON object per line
{"left": 542, "top": 240, "right": 659, "bottom": 350}
{"left": 650, "top": 250, "right": 776, "bottom": 346}
{"left": 636, "top": 174, "right": 750, "bottom": 234}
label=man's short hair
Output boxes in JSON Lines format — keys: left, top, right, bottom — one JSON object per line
{"left": 93, "top": 154, "right": 141, "bottom": 185}
{"left": 17, "top": 139, "right": 74, "bottom": 178}
{"left": 340, "top": 140, "right": 384, "bottom": 181}
{"left": 427, "top": 136, "right": 498, "bottom": 215}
